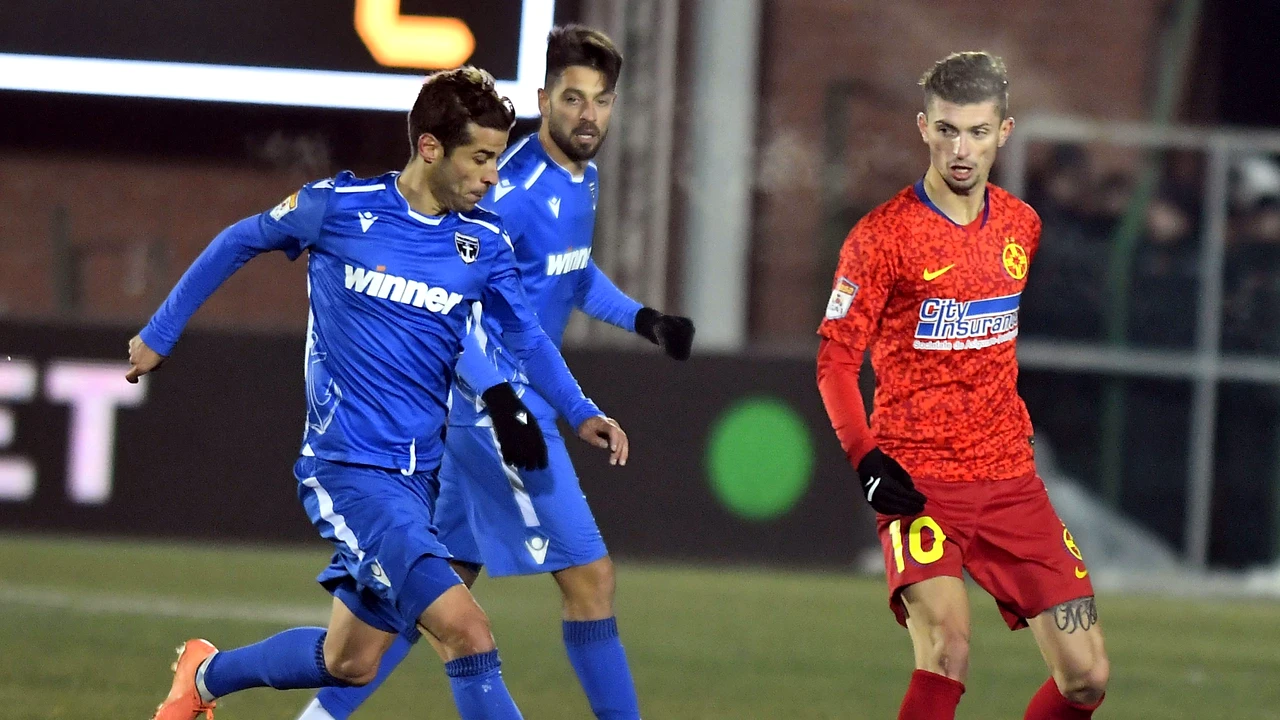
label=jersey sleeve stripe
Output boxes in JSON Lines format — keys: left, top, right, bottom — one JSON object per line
{"left": 522, "top": 162, "right": 548, "bottom": 190}
{"left": 458, "top": 214, "right": 501, "bottom": 235}
{"left": 334, "top": 184, "right": 387, "bottom": 193}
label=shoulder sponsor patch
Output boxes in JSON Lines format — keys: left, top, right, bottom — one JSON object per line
{"left": 825, "top": 277, "right": 858, "bottom": 320}
{"left": 269, "top": 192, "right": 299, "bottom": 221}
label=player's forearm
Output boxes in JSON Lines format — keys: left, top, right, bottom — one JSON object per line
{"left": 505, "top": 326, "right": 601, "bottom": 428}
{"left": 578, "top": 261, "right": 643, "bottom": 331}
{"left": 140, "top": 217, "right": 275, "bottom": 355}
{"left": 487, "top": 265, "right": 602, "bottom": 426}
{"left": 816, "top": 338, "right": 878, "bottom": 464}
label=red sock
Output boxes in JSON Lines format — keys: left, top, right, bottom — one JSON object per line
{"left": 898, "top": 669, "right": 965, "bottom": 720}
{"left": 1024, "top": 677, "right": 1104, "bottom": 719}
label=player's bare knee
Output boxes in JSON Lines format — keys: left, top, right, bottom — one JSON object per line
{"left": 433, "top": 605, "right": 497, "bottom": 658}
{"left": 321, "top": 649, "right": 380, "bottom": 686}
{"left": 558, "top": 558, "right": 616, "bottom": 619}
{"left": 582, "top": 561, "right": 616, "bottom": 606}
{"left": 1056, "top": 653, "right": 1109, "bottom": 705}
{"left": 924, "top": 626, "right": 971, "bottom": 679}
{"left": 590, "top": 556, "right": 617, "bottom": 592}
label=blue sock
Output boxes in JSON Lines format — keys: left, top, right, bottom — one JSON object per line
{"left": 200, "top": 627, "right": 347, "bottom": 700}
{"left": 311, "top": 634, "right": 414, "bottom": 719}
{"left": 444, "top": 649, "right": 523, "bottom": 720}
{"left": 563, "top": 618, "right": 641, "bottom": 720}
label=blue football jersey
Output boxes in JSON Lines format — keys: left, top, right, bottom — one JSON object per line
{"left": 449, "top": 134, "right": 642, "bottom": 426}
{"left": 141, "top": 170, "right": 600, "bottom": 474}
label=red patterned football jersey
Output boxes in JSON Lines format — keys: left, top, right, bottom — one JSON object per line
{"left": 818, "top": 180, "right": 1040, "bottom": 483}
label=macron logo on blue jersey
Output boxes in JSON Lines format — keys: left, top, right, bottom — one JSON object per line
{"left": 546, "top": 248, "right": 590, "bottom": 276}
{"left": 913, "top": 293, "right": 1021, "bottom": 351}
{"left": 344, "top": 264, "right": 465, "bottom": 314}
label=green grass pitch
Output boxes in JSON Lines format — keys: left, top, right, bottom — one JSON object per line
{"left": 1, "top": 534, "right": 1278, "bottom": 719}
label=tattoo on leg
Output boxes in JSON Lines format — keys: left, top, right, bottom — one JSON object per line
{"left": 1050, "top": 596, "right": 1097, "bottom": 633}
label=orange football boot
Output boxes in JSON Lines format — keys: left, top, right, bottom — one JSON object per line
{"left": 151, "top": 639, "right": 218, "bottom": 720}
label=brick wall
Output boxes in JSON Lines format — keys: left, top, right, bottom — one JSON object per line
{"left": 0, "top": 153, "right": 315, "bottom": 331}
{"left": 750, "top": 0, "right": 1173, "bottom": 346}
{"left": 0, "top": 2, "right": 1177, "bottom": 345}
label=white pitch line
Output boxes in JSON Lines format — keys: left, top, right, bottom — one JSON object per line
{"left": 0, "top": 584, "right": 330, "bottom": 625}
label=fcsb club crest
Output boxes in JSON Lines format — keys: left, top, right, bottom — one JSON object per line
{"left": 455, "top": 232, "right": 480, "bottom": 264}
{"left": 1002, "top": 239, "right": 1028, "bottom": 280}
{"left": 1062, "top": 525, "right": 1089, "bottom": 578}
{"left": 1062, "top": 526, "right": 1084, "bottom": 561}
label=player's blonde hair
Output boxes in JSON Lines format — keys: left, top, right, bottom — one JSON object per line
{"left": 919, "top": 51, "right": 1009, "bottom": 118}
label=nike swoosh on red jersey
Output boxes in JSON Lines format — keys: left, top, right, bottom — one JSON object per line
{"left": 923, "top": 265, "right": 956, "bottom": 281}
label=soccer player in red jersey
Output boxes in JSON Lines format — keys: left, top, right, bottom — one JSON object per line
{"left": 817, "top": 52, "right": 1110, "bottom": 720}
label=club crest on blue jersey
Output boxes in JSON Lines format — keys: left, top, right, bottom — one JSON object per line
{"left": 914, "top": 293, "right": 1021, "bottom": 351}
{"left": 455, "top": 232, "right": 480, "bottom": 264}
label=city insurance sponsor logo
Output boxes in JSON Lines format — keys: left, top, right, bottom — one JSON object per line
{"left": 913, "top": 293, "right": 1022, "bottom": 351}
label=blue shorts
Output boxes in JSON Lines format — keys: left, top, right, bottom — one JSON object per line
{"left": 435, "top": 423, "right": 608, "bottom": 577}
{"left": 295, "top": 455, "right": 462, "bottom": 636}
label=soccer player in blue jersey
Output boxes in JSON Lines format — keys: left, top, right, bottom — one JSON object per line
{"left": 294, "top": 25, "right": 694, "bottom": 720}
{"left": 130, "top": 67, "right": 630, "bottom": 720}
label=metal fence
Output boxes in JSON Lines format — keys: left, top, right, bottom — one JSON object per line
{"left": 1004, "top": 115, "right": 1280, "bottom": 568}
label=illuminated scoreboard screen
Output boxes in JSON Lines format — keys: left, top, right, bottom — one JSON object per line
{"left": 0, "top": 0, "right": 555, "bottom": 116}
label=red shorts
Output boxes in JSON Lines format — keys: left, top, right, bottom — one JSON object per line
{"left": 876, "top": 472, "right": 1094, "bottom": 630}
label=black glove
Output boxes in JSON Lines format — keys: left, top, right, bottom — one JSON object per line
{"left": 635, "top": 307, "right": 696, "bottom": 361}
{"left": 856, "top": 448, "right": 927, "bottom": 516}
{"left": 482, "top": 383, "right": 548, "bottom": 470}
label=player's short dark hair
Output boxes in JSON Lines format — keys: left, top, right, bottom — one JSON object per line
{"left": 546, "top": 24, "right": 623, "bottom": 91}
{"left": 919, "top": 51, "right": 1009, "bottom": 118}
{"left": 407, "top": 66, "right": 516, "bottom": 156}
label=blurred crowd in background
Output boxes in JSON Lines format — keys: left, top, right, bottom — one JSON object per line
{"left": 1015, "top": 145, "right": 1280, "bottom": 566}
{"left": 1022, "top": 145, "right": 1280, "bottom": 353}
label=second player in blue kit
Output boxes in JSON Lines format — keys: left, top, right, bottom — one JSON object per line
{"left": 298, "top": 25, "right": 695, "bottom": 720}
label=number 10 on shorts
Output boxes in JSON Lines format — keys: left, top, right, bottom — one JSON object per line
{"left": 888, "top": 516, "right": 947, "bottom": 572}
